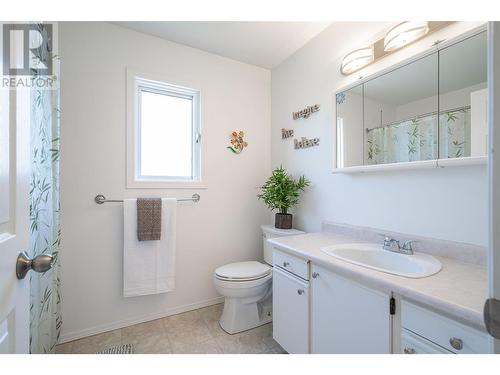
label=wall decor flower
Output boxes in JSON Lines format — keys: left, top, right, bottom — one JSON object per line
{"left": 227, "top": 130, "right": 248, "bottom": 154}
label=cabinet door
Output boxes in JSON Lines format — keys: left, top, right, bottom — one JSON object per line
{"left": 273, "top": 267, "right": 309, "bottom": 353}
{"left": 311, "top": 265, "right": 391, "bottom": 353}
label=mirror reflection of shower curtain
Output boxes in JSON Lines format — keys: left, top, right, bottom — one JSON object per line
{"left": 365, "top": 116, "right": 438, "bottom": 164}
{"left": 439, "top": 108, "right": 471, "bottom": 159}
{"left": 365, "top": 108, "right": 470, "bottom": 165}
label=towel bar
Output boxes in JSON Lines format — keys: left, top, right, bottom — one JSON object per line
{"left": 94, "top": 194, "right": 200, "bottom": 204}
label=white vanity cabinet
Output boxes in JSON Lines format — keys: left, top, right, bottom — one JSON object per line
{"left": 270, "top": 247, "right": 490, "bottom": 354}
{"left": 310, "top": 264, "right": 392, "bottom": 353}
{"left": 272, "top": 250, "right": 310, "bottom": 354}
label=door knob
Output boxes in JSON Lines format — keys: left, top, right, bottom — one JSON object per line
{"left": 312, "top": 272, "right": 320, "bottom": 279}
{"left": 297, "top": 289, "right": 305, "bottom": 295}
{"left": 16, "top": 251, "right": 53, "bottom": 280}
{"left": 484, "top": 298, "right": 500, "bottom": 339}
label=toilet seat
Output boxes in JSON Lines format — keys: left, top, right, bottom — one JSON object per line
{"left": 214, "top": 272, "right": 272, "bottom": 289}
{"left": 215, "top": 261, "right": 271, "bottom": 282}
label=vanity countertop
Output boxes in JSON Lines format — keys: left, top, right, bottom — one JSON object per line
{"left": 268, "top": 232, "right": 488, "bottom": 331}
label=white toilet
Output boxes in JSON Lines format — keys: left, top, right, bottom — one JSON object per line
{"left": 214, "top": 225, "right": 304, "bottom": 334}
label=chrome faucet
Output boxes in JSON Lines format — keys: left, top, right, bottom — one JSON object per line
{"left": 382, "top": 236, "right": 415, "bottom": 255}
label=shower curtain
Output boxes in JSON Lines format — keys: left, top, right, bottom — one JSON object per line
{"left": 439, "top": 109, "right": 470, "bottom": 159}
{"left": 365, "top": 108, "right": 470, "bottom": 165}
{"left": 29, "top": 23, "right": 62, "bottom": 354}
{"left": 366, "top": 116, "right": 438, "bottom": 164}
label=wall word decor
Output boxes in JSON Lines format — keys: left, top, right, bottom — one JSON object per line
{"left": 281, "top": 128, "right": 294, "bottom": 139}
{"left": 227, "top": 130, "right": 248, "bottom": 154}
{"left": 294, "top": 137, "right": 320, "bottom": 149}
{"left": 292, "top": 104, "right": 320, "bottom": 120}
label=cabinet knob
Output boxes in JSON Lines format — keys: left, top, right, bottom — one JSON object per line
{"left": 403, "top": 347, "right": 416, "bottom": 354}
{"left": 449, "top": 337, "right": 463, "bottom": 350}
{"left": 312, "top": 272, "right": 319, "bottom": 279}
{"left": 283, "top": 262, "right": 290, "bottom": 267}
{"left": 297, "top": 289, "right": 304, "bottom": 295}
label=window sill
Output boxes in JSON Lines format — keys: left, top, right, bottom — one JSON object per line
{"left": 126, "top": 180, "right": 207, "bottom": 189}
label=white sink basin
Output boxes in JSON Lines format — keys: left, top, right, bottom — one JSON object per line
{"left": 320, "top": 243, "right": 442, "bottom": 278}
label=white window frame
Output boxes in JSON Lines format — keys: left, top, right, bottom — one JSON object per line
{"left": 127, "top": 69, "right": 203, "bottom": 189}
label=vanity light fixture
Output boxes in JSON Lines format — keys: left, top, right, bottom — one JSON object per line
{"left": 340, "top": 46, "right": 374, "bottom": 75}
{"left": 340, "top": 21, "right": 449, "bottom": 76}
{"left": 383, "top": 21, "right": 430, "bottom": 52}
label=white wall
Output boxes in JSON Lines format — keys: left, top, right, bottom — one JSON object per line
{"left": 271, "top": 22, "right": 488, "bottom": 246}
{"left": 59, "top": 22, "right": 271, "bottom": 341}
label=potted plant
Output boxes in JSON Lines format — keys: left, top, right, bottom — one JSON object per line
{"left": 258, "top": 166, "right": 310, "bottom": 229}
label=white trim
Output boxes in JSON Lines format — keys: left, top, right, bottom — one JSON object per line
{"left": 487, "top": 22, "right": 500, "bottom": 353}
{"left": 437, "top": 156, "right": 487, "bottom": 168}
{"left": 58, "top": 296, "right": 224, "bottom": 344}
{"left": 126, "top": 68, "right": 203, "bottom": 189}
{"left": 126, "top": 181, "right": 207, "bottom": 190}
{"left": 332, "top": 160, "right": 438, "bottom": 174}
{"left": 332, "top": 156, "right": 488, "bottom": 174}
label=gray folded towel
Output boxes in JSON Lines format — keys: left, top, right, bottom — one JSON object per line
{"left": 137, "top": 198, "right": 162, "bottom": 241}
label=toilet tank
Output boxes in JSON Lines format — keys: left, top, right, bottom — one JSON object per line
{"left": 261, "top": 225, "right": 305, "bottom": 265}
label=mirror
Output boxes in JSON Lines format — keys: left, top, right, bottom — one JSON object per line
{"left": 336, "top": 84, "right": 363, "bottom": 168}
{"left": 438, "top": 32, "right": 487, "bottom": 159}
{"left": 363, "top": 53, "right": 438, "bottom": 165}
{"left": 335, "top": 30, "right": 487, "bottom": 170}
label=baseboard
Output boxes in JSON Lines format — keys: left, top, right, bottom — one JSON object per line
{"left": 58, "top": 296, "right": 224, "bottom": 344}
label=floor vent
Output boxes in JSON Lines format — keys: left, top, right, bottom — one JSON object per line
{"left": 96, "top": 344, "right": 134, "bottom": 354}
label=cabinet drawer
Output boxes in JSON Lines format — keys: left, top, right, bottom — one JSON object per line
{"left": 401, "top": 329, "right": 452, "bottom": 354}
{"left": 401, "top": 301, "right": 489, "bottom": 354}
{"left": 273, "top": 249, "right": 309, "bottom": 280}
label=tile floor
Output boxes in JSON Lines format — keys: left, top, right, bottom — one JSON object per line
{"left": 55, "top": 303, "right": 286, "bottom": 354}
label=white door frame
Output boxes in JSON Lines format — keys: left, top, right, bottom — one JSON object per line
{"left": 488, "top": 21, "right": 500, "bottom": 353}
{"left": 0, "top": 22, "right": 32, "bottom": 354}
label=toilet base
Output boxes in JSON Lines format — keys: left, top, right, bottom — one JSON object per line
{"left": 219, "top": 294, "right": 272, "bottom": 334}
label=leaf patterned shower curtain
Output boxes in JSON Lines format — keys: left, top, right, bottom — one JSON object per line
{"left": 439, "top": 109, "right": 471, "bottom": 159}
{"left": 366, "top": 116, "right": 438, "bottom": 164}
{"left": 365, "top": 108, "right": 470, "bottom": 165}
{"left": 29, "top": 23, "right": 62, "bottom": 354}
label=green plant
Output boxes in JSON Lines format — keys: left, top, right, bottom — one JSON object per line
{"left": 257, "top": 166, "right": 309, "bottom": 214}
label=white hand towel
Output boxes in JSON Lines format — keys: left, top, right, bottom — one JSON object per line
{"left": 123, "top": 198, "right": 176, "bottom": 297}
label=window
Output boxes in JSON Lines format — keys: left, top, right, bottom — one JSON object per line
{"left": 127, "top": 71, "right": 201, "bottom": 188}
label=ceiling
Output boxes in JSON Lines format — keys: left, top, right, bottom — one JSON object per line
{"left": 114, "top": 22, "right": 331, "bottom": 69}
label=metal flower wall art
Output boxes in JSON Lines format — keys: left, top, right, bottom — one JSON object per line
{"left": 227, "top": 130, "right": 248, "bottom": 154}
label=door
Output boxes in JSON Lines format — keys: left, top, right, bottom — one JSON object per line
{"left": 311, "top": 264, "right": 391, "bottom": 353}
{"left": 487, "top": 21, "right": 500, "bottom": 352}
{"left": 272, "top": 267, "right": 309, "bottom": 354}
{"left": 0, "top": 27, "right": 31, "bottom": 354}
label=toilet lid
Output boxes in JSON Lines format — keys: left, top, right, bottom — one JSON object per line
{"left": 215, "top": 261, "right": 271, "bottom": 280}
